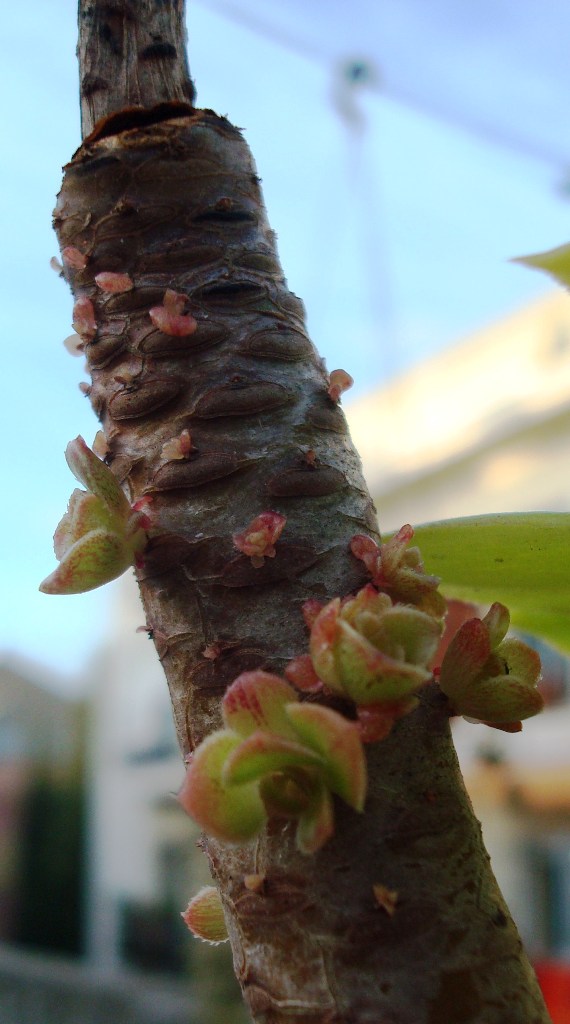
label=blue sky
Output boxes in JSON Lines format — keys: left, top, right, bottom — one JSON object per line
{"left": 2, "top": 1, "right": 569, "bottom": 689}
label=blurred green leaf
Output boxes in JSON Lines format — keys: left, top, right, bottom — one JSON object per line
{"left": 513, "top": 243, "right": 570, "bottom": 289}
{"left": 396, "top": 513, "right": 570, "bottom": 652}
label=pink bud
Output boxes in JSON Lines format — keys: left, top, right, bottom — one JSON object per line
{"left": 63, "top": 333, "right": 84, "bottom": 356}
{"left": 62, "top": 246, "right": 87, "bottom": 270}
{"left": 130, "top": 496, "right": 153, "bottom": 531}
{"left": 302, "top": 598, "right": 324, "bottom": 629}
{"left": 92, "top": 431, "right": 109, "bottom": 459}
{"left": 285, "top": 655, "right": 323, "bottom": 693}
{"left": 350, "top": 528, "right": 445, "bottom": 616}
{"left": 328, "top": 369, "right": 353, "bottom": 403}
{"left": 95, "top": 271, "right": 134, "bottom": 293}
{"left": 233, "top": 510, "right": 286, "bottom": 566}
{"left": 350, "top": 534, "right": 381, "bottom": 578}
{"left": 356, "top": 698, "right": 418, "bottom": 743}
{"left": 161, "top": 429, "right": 193, "bottom": 461}
{"left": 149, "top": 289, "right": 197, "bottom": 337}
{"left": 72, "top": 297, "right": 97, "bottom": 340}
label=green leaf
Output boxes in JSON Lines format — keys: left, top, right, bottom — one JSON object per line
{"left": 258, "top": 770, "right": 315, "bottom": 817}
{"left": 295, "top": 784, "right": 335, "bottom": 854}
{"left": 53, "top": 490, "right": 123, "bottom": 559}
{"left": 286, "top": 703, "right": 367, "bottom": 811}
{"left": 439, "top": 617, "right": 492, "bottom": 699}
{"left": 65, "top": 436, "right": 130, "bottom": 519}
{"left": 401, "top": 513, "right": 570, "bottom": 651}
{"left": 39, "top": 528, "right": 134, "bottom": 595}
{"left": 454, "top": 675, "right": 545, "bottom": 724}
{"left": 181, "top": 886, "right": 229, "bottom": 944}
{"left": 335, "top": 620, "right": 432, "bottom": 703}
{"left": 178, "top": 731, "right": 266, "bottom": 844}
{"left": 222, "top": 672, "right": 298, "bottom": 740}
{"left": 513, "top": 243, "right": 570, "bottom": 289}
{"left": 222, "top": 732, "right": 323, "bottom": 786}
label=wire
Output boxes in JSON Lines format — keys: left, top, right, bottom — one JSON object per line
{"left": 196, "top": 0, "right": 570, "bottom": 170}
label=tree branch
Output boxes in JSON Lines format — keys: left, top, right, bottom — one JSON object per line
{"left": 56, "top": 2, "right": 554, "bottom": 1021}
{"left": 78, "top": 0, "right": 195, "bottom": 138}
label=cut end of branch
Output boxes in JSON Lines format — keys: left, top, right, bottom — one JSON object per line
{"left": 83, "top": 100, "right": 196, "bottom": 145}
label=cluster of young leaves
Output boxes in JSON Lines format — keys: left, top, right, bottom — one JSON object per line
{"left": 39, "top": 437, "right": 150, "bottom": 595}
{"left": 178, "top": 671, "right": 367, "bottom": 856}
{"left": 40, "top": 438, "right": 548, "bottom": 861}
{"left": 178, "top": 524, "right": 544, "bottom": 875}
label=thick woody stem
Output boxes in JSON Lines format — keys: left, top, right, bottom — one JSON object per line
{"left": 62, "top": 3, "right": 551, "bottom": 1022}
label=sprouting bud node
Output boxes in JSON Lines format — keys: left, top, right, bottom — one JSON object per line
{"left": 62, "top": 246, "right": 87, "bottom": 270}
{"left": 130, "top": 496, "right": 153, "bottom": 531}
{"left": 39, "top": 436, "right": 149, "bottom": 596}
{"left": 161, "top": 429, "right": 193, "bottom": 461}
{"left": 328, "top": 369, "right": 353, "bottom": 403}
{"left": 302, "top": 599, "right": 324, "bottom": 629}
{"left": 356, "top": 698, "right": 419, "bottom": 742}
{"left": 149, "top": 289, "right": 198, "bottom": 337}
{"left": 233, "top": 511, "right": 286, "bottom": 567}
{"left": 307, "top": 584, "right": 442, "bottom": 734}
{"left": 181, "top": 886, "right": 229, "bottom": 944}
{"left": 350, "top": 526, "right": 446, "bottom": 616}
{"left": 92, "top": 431, "right": 109, "bottom": 459}
{"left": 350, "top": 533, "right": 382, "bottom": 577}
{"left": 72, "top": 296, "right": 97, "bottom": 340}
{"left": 95, "top": 271, "right": 134, "bottom": 293}
{"left": 438, "top": 602, "right": 544, "bottom": 730}
{"left": 50, "top": 256, "right": 63, "bottom": 275}
{"left": 178, "top": 671, "right": 367, "bottom": 855}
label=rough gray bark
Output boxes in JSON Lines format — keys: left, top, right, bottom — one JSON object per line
{"left": 78, "top": 0, "right": 194, "bottom": 136}
{"left": 52, "top": 2, "right": 551, "bottom": 1021}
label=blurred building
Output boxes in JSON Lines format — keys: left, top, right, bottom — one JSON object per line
{"left": 0, "top": 659, "right": 84, "bottom": 949}
{"left": 0, "top": 640, "right": 244, "bottom": 1020}
{"left": 346, "top": 289, "right": 570, "bottom": 529}
{"left": 83, "top": 581, "right": 247, "bottom": 1022}
{"left": 85, "top": 589, "right": 192, "bottom": 975}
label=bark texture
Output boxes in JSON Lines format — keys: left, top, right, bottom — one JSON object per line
{"left": 54, "top": 3, "right": 551, "bottom": 1021}
{"left": 78, "top": 0, "right": 195, "bottom": 136}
